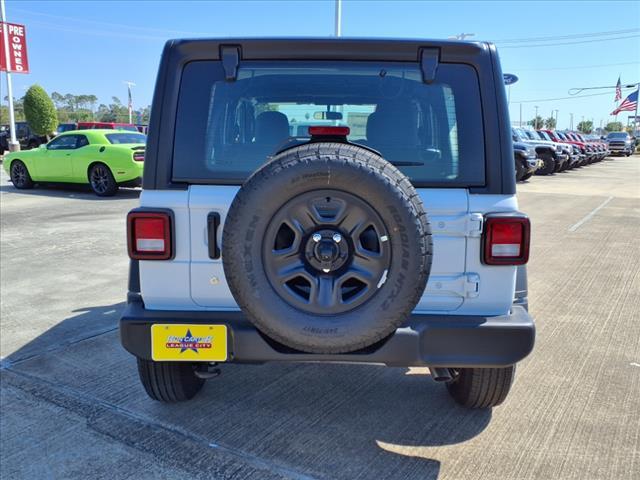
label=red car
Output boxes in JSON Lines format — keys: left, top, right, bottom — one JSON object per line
{"left": 77, "top": 121, "right": 139, "bottom": 132}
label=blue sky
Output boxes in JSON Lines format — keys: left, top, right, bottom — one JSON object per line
{"left": 2, "top": 0, "right": 639, "bottom": 129}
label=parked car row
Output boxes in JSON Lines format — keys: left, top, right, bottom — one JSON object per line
{"left": 512, "top": 128, "right": 613, "bottom": 181}
{"left": 0, "top": 121, "right": 149, "bottom": 155}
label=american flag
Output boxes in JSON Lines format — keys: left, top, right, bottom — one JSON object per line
{"left": 611, "top": 89, "right": 638, "bottom": 116}
{"left": 615, "top": 77, "right": 622, "bottom": 102}
{"left": 127, "top": 84, "right": 133, "bottom": 118}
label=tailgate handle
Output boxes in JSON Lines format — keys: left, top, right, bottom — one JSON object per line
{"left": 207, "top": 212, "right": 221, "bottom": 259}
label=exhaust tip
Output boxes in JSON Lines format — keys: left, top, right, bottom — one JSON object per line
{"left": 429, "top": 367, "right": 453, "bottom": 383}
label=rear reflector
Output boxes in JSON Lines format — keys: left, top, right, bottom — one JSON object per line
{"left": 127, "top": 211, "right": 173, "bottom": 260}
{"left": 482, "top": 215, "right": 530, "bottom": 265}
{"left": 308, "top": 126, "right": 350, "bottom": 137}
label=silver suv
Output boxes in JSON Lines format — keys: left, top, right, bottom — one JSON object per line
{"left": 606, "top": 132, "right": 634, "bottom": 156}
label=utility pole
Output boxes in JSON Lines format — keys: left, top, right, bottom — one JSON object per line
{"left": 1, "top": 0, "right": 19, "bottom": 152}
{"left": 570, "top": 113, "right": 574, "bottom": 130}
{"left": 554, "top": 109, "right": 559, "bottom": 128}
{"left": 534, "top": 105, "right": 539, "bottom": 129}
{"left": 334, "top": 0, "right": 342, "bottom": 37}
{"left": 519, "top": 103, "right": 522, "bottom": 127}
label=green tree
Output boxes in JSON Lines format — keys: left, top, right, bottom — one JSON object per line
{"left": 23, "top": 85, "right": 58, "bottom": 137}
{"left": 605, "top": 121, "right": 623, "bottom": 132}
{"left": 3, "top": 95, "right": 25, "bottom": 121}
{"left": 527, "top": 116, "right": 544, "bottom": 129}
{"left": 544, "top": 117, "right": 557, "bottom": 129}
{"left": 577, "top": 120, "right": 593, "bottom": 134}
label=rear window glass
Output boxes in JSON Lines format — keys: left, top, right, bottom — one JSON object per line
{"left": 106, "top": 133, "right": 146, "bottom": 144}
{"left": 172, "top": 60, "right": 485, "bottom": 186}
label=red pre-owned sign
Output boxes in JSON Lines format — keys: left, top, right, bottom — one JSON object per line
{"left": 0, "top": 22, "right": 29, "bottom": 73}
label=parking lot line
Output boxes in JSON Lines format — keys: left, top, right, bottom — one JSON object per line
{"left": 568, "top": 195, "right": 614, "bottom": 232}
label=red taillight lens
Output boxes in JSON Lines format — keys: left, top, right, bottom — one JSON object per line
{"left": 127, "top": 211, "right": 172, "bottom": 260}
{"left": 308, "top": 126, "right": 350, "bottom": 137}
{"left": 133, "top": 152, "right": 145, "bottom": 162}
{"left": 482, "top": 215, "right": 530, "bottom": 265}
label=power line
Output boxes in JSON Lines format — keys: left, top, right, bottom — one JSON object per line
{"left": 494, "top": 28, "right": 640, "bottom": 44}
{"left": 513, "top": 61, "right": 640, "bottom": 72}
{"left": 12, "top": 7, "right": 208, "bottom": 35}
{"left": 499, "top": 34, "right": 640, "bottom": 49}
{"left": 511, "top": 92, "right": 614, "bottom": 104}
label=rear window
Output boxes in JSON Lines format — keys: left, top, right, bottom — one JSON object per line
{"left": 106, "top": 133, "right": 146, "bottom": 144}
{"left": 172, "top": 60, "right": 485, "bottom": 186}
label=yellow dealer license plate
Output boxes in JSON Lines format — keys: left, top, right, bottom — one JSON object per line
{"left": 151, "top": 324, "right": 228, "bottom": 362}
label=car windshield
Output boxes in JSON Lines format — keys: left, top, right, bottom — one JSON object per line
{"left": 607, "top": 132, "right": 627, "bottom": 139}
{"left": 105, "top": 133, "right": 146, "bottom": 144}
{"left": 172, "top": 60, "right": 486, "bottom": 186}
{"left": 538, "top": 131, "right": 552, "bottom": 141}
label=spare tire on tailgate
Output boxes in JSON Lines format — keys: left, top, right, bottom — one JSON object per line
{"left": 223, "top": 142, "right": 432, "bottom": 354}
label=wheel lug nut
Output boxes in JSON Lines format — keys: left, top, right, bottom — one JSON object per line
{"left": 312, "top": 233, "right": 322, "bottom": 243}
{"left": 332, "top": 233, "right": 342, "bottom": 243}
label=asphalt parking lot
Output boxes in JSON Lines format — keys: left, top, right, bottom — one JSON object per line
{"left": 1, "top": 156, "right": 639, "bottom": 480}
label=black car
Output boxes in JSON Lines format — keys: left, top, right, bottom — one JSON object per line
{"left": 0, "top": 121, "right": 49, "bottom": 154}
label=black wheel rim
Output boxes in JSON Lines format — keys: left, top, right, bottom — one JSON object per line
{"left": 262, "top": 189, "right": 391, "bottom": 315}
{"left": 11, "top": 163, "right": 26, "bottom": 187}
{"left": 90, "top": 166, "right": 109, "bottom": 193}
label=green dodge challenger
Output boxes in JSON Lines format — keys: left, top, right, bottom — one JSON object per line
{"left": 3, "top": 129, "right": 145, "bottom": 196}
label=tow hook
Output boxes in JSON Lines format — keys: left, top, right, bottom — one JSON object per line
{"left": 194, "top": 362, "right": 221, "bottom": 379}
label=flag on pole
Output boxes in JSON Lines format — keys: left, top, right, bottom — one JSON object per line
{"left": 610, "top": 89, "right": 638, "bottom": 115}
{"left": 614, "top": 77, "right": 622, "bottom": 102}
{"left": 127, "top": 84, "right": 133, "bottom": 118}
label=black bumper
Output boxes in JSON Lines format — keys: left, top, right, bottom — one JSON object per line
{"left": 120, "top": 297, "right": 535, "bottom": 368}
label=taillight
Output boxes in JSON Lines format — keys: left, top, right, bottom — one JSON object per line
{"left": 308, "top": 126, "right": 351, "bottom": 137}
{"left": 127, "top": 211, "right": 173, "bottom": 260}
{"left": 133, "top": 151, "right": 145, "bottom": 162}
{"left": 482, "top": 215, "right": 530, "bottom": 265}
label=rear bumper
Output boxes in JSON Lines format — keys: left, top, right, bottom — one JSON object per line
{"left": 120, "top": 297, "right": 535, "bottom": 368}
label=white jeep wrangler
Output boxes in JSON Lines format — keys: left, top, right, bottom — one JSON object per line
{"left": 120, "top": 38, "right": 534, "bottom": 409}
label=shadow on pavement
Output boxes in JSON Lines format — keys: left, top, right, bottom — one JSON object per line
{"left": 0, "top": 182, "right": 140, "bottom": 200}
{"left": 2, "top": 303, "right": 492, "bottom": 480}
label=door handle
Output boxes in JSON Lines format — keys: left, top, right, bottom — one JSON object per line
{"left": 207, "top": 212, "right": 221, "bottom": 259}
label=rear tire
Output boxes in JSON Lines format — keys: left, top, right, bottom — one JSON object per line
{"left": 10, "top": 160, "right": 34, "bottom": 189}
{"left": 89, "top": 163, "right": 118, "bottom": 196}
{"left": 515, "top": 159, "right": 525, "bottom": 181}
{"left": 446, "top": 366, "right": 515, "bottom": 408}
{"left": 137, "top": 358, "right": 205, "bottom": 402}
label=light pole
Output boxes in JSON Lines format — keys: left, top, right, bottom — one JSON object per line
{"left": 534, "top": 106, "right": 539, "bottom": 129}
{"left": 334, "top": 0, "right": 342, "bottom": 37}
{"left": 553, "top": 109, "right": 559, "bottom": 128}
{"left": 570, "top": 113, "right": 574, "bottom": 130}
{"left": 123, "top": 81, "right": 135, "bottom": 124}
{"left": 1, "top": 0, "right": 19, "bottom": 152}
